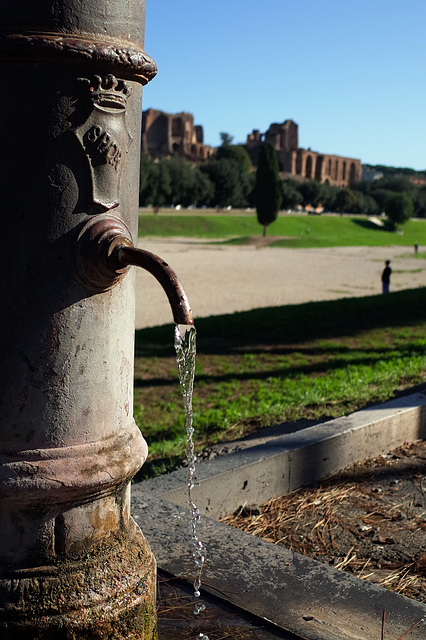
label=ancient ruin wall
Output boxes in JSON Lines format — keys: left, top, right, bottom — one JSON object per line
{"left": 247, "top": 120, "right": 362, "bottom": 187}
{"left": 142, "top": 108, "right": 213, "bottom": 161}
{"left": 142, "top": 110, "right": 362, "bottom": 187}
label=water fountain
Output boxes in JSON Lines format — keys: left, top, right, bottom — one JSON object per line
{"left": 0, "top": 2, "right": 193, "bottom": 638}
{"left": 3, "top": 4, "right": 424, "bottom": 640}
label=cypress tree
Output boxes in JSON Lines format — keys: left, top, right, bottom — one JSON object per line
{"left": 255, "top": 143, "right": 282, "bottom": 236}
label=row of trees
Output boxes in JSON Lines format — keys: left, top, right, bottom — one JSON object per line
{"left": 279, "top": 174, "right": 423, "bottom": 228}
{"left": 139, "top": 142, "right": 426, "bottom": 229}
{"left": 139, "top": 141, "right": 254, "bottom": 209}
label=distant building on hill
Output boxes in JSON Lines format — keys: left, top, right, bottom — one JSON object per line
{"left": 142, "top": 109, "right": 362, "bottom": 187}
{"left": 142, "top": 108, "right": 213, "bottom": 161}
{"left": 246, "top": 119, "right": 362, "bottom": 188}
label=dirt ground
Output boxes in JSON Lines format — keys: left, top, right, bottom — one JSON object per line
{"left": 222, "top": 440, "right": 426, "bottom": 603}
{"left": 135, "top": 239, "right": 426, "bottom": 329}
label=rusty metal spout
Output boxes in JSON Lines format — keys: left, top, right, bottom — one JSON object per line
{"left": 115, "top": 244, "right": 193, "bottom": 326}
{"left": 75, "top": 214, "right": 193, "bottom": 326}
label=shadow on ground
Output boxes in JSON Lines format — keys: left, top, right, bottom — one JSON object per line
{"left": 135, "top": 287, "right": 426, "bottom": 357}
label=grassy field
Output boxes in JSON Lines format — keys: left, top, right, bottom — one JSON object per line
{"left": 138, "top": 211, "right": 426, "bottom": 248}
{"left": 134, "top": 289, "right": 426, "bottom": 478}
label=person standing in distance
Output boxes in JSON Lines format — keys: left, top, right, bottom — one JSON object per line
{"left": 381, "top": 260, "right": 392, "bottom": 294}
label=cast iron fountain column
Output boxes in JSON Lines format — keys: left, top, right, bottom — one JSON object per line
{"left": 0, "top": 2, "right": 160, "bottom": 638}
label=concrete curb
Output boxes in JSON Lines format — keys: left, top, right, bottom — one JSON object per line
{"left": 138, "top": 392, "right": 426, "bottom": 518}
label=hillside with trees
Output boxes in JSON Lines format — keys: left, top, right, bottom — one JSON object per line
{"left": 140, "top": 151, "right": 426, "bottom": 226}
{"left": 363, "top": 164, "right": 426, "bottom": 182}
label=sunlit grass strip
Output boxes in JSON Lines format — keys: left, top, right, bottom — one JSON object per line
{"left": 172, "top": 352, "right": 426, "bottom": 440}
{"left": 138, "top": 213, "right": 426, "bottom": 247}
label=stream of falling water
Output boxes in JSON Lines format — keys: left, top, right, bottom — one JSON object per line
{"left": 174, "top": 324, "right": 209, "bottom": 640}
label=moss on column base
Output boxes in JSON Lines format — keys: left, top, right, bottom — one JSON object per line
{"left": 0, "top": 519, "right": 157, "bottom": 639}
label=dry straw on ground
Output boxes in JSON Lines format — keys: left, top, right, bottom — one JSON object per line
{"left": 222, "top": 441, "right": 426, "bottom": 603}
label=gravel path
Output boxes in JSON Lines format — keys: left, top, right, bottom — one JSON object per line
{"left": 135, "top": 240, "right": 425, "bottom": 329}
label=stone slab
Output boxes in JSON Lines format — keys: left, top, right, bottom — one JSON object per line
{"left": 132, "top": 498, "right": 426, "bottom": 640}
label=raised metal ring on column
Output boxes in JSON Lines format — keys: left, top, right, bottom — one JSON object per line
{"left": 0, "top": 32, "right": 157, "bottom": 83}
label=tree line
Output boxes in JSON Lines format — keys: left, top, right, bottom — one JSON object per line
{"left": 139, "top": 142, "right": 426, "bottom": 228}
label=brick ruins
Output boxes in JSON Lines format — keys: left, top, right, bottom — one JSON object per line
{"left": 142, "top": 108, "right": 213, "bottom": 161}
{"left": 246, "top": 120, "right": 362, "bottom": 187}
{"left": 142, "top": 109, "right": 361, "bottom": 187}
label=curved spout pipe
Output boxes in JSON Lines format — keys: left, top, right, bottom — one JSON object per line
{"left": 75, "top": 214, "right": 193, "bottom": 326}
{"left": 113, "top": 242, "right": 193, "bottom": 326}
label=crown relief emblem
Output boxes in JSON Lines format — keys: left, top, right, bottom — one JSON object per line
{"left": 74, "top": 74, "right": 133, "bottom": 211}
{"left": 78, "top": 74, "right": 131, "bottom": 111}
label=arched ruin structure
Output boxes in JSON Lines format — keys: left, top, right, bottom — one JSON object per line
{"left": 246, "top": 120, "right": 362, "bottom": 187}
{"left": 142, "top": 110, "right": 362, "bottom": 188}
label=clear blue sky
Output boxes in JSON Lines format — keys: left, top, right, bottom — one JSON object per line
{"left": 143, "top": 1, "right": 425, "bottom": 171}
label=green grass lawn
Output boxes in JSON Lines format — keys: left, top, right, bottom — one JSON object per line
{"left": 134, "top": 288, "right": 426, "bottom": 479}
{"left": 138, "top": 212, "right": 426, "bottom": 248}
